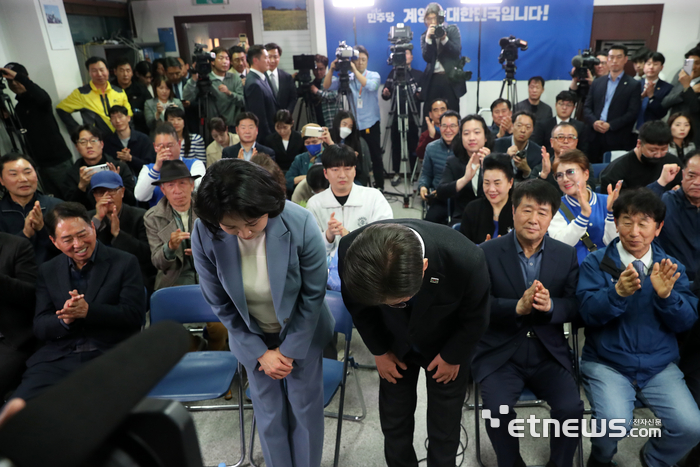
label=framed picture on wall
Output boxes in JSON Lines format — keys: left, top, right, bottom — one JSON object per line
{"left": 193, "top": 0, "right": 229, "bottom": 5}
{"left": 263, "top": 0, "right": 309, "bottom": 31}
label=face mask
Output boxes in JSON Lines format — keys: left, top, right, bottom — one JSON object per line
{"left": 306, "top": 143, "right": 322, "bottom": 156}
{"left": 339, "top": 127, "right": 352, "bottom": 140}
{"left": 640, "top": 154, "right": 663, "bottom": 165}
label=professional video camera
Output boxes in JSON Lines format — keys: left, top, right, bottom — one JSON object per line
{"left": 293, "top": 54, "right": 316, "bottom": 92}
{"left": 571, "top": 48, "right": 600, "bottom": 82}
{"left": 498, "top": 35, "right": 528, "bottom": 79}
{"left": 433, "top": 9, "right": 447, "bottom": 39}
{"left": 192, "top": 43, "right": 215, "bottom": 83}
{"left": 335, "top": 41, "right": 359, "bottom": 74}
{"left": 387, "top": 24, "right": 414, "bottom": 72}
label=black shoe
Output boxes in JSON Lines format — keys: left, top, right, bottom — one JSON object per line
{"left": 390, "top": 174, "right": 401, "bottom": 187}
{"left": 586, "top": 455, "right": 616, "bottom": 467}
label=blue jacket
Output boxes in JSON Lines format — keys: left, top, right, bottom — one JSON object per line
{"left": 191, "top": 200, "right": 335, "bottom": 368}
{"left": 577, "top": 238, "right": 698, "bottom": 387}
{"left": 648, "top": 181, "right": 700, "bottom": 281}
{"left": 285, "top": 151, "right": 321, "bottom": 194}
{"left": 418, "top": 138, "right": 452, "bottom": 191}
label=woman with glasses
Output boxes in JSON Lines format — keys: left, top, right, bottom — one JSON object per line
{"left": 548, "top": 149, "right": 621, "bottom": 264}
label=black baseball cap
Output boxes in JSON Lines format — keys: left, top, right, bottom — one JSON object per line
{"left": 3, "top": 63, "right": 28, "bottom": 79}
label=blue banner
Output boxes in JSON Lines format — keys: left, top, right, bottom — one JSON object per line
{"left": 323, "top": 0, "right": 594, "bottom": 83}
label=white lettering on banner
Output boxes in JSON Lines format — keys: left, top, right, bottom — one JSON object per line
{"left": 368, "top": 11, "right": 376, "bottom": 23}
{"left": 515, "top": 6, "right": 529, "bottom": 21}
{"left": 402, "top": 8, "right": 417, "bottom": 23}
{"left": 395, "top": 4, "right": 549, "bottom": 25}
{"left": 486, "top": 7, "right": 501, "bottom": 21}
{"left": 445, "top": 7, "right": 460, "bottom": 23}
{"left": 367, "top": 9, "right": 395, "bottom": 24}
{"left": 386, "top": 11, "right": 395, "bottom": 22}
{"left": 502, "top": 6, "right": 515, "bottom": 21}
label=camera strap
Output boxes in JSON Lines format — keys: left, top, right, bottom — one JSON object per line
{"left": 559, "top": 203, "right": 597, "bottom": 252}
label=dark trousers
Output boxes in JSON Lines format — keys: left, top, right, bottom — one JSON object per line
{"left": 12, "top": 350, "right": 102, "bottom": 401}
{"left": 479, "top": 338, "right": 583, "bottom": 467}
{"left": 0, "top": 340, "right": 33, "bottom": 398}
{"left": 422, "top": 74, "right": 460, "bottom": 132}
{"left": 379, "top": 351, "right": 470, "bottom": 467}
{"left": 391, "top": 107, "right": 419, "bottom": 174}
{"left": 425, "top": 199, "right": 449, "bottom": 225}
{"left": 360, "top": 120, "right": 385, "bottom": 188}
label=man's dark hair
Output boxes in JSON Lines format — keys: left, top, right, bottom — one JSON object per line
{"left": 685, "top": 48, "right": 700, "bottom": 59}
{"left": 511, "top": 179, "right": 561, "bottom": 217}
{"left": 321, "top": 144, "right": 356, "bottom": 169}
{"left": 154, "top": 121, "right": 178, "bottom": 141}
{"left": 429, "top": 98, "right": 448, "bottom": 112}
{"left": 209, "top": 117, "right": 228, "bottom": 134}
{"left": 354, "top": 45, "right": 369, "bottom": 58}
{"left": 685, "top": 149, "right": 700, "bottom": 166}
{"left": 194, "top": 159, "right": 286, "bottom": 238}
{"left": 555, "top": 90, "right": 577, "bottom": 104}
{"left": 512, "top": 110, "right": 536, "bottom": 127}
{"left": 274, "top": 109, "right": 294, "bottom": 125}
{"left": 264, "top": 43, "right": 283, "bottom": 56}
{"left": 639, "top": 120, "right": 673, "bottom": 146}
{"left": 490, "top": 98, "right": 511, "bottom": 112}
{"left": 609, "top": 44, "right": 628, "bottom": 56}
{"left": 439, "top": 110, "right": 460, "bottom": 125}
{"left": 647, "top": 52, "right": 665, "bottom": 65}
{"left": 483, "top": 154, "right": 514, "bottom": 181}
{"left": 528, "top": 76, "right": 545, "bottom": 87}
{"left": 210, "top": 47, "right": 229, "bottom": 60}
{"left": 307, "top": 164, "right": 329, "bottom": 192}
{"left": 134, "top": 61, "right": 151, "bottom": 77}
{"left": 112, "top": 56, "right": 132, "bottom": 70}
{"left": 45, "top": 202, "right": 92, "bottom": 238}
{"left": 315, "top": 54, "right": 329, "bottom": 68}
{"left": 0, "top": 152, "right": 38, "bottom": 176}
{"left": 612, "top": 188, "right": 666, "bottom": 224}
{"left": 71, "top": 125, "right": 102, "bottom": 144}
{"left": 164, "top": 57, "right": 181, "bottom": 70}
{"left": 109, "top": 105, "right": 129, "bottom": 117}
{"left": 247, "top": 45, "right": 266, "bottom": 66}
{"left": 595, "top": 51, "right": 607, "bottom": 57}
{"left": 85, "top": 56, "right": 108, "bottom": 71}
{"left": 452, "top": 114, "right": 493, "bottom": 162}
{"left": 229, "top": 45, "right": 246, "bottom": 56}
{"left": 342, "top": 223, "right": 424, "bottom": 306}
{"left": 551, "top": 122, "right": 577, "bottom": 138}
{"left": 668, "top": 113, "right": 694, "bottom": 145}
{"left": 235, "top": 111, "right": 259, "bottom": 128}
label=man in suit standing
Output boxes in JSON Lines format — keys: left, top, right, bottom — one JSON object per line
{"left": 265, "top": 43, "right": 297, "bottom": 114}
{"left": 493, "top": 111, "right": 542, "bottom": 181}
{"left": 0, "top": 234, "right": 37, "bottom": 397}
{"left": 636, "top": 52, "right": 673, "bottom": 130}
{"left": 513, "top": 76, "right": 553, "bottom": 123}
{"left": 474, "top": 179, "right": 583, "bottom": 467}
{"left": 532, "top": 91, "right": 586, "bottom": 153}
{"left": 10, "top": 202, "right": 145, "bottom": 401}
{"left": 221, "top": 112, "right": 276, "bottom": 161}
{"left": 338, "top": 219, "right": 490, "bottom": 467}
{"left": 584, "top": 45, "right": 642, "bottom": 163}
{"left": 245, "top": 45, "right": 279, "bottom": 144}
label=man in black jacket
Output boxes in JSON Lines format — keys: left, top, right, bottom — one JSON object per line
{"left": 103, "top": 105, "right": 156, "bottom": 176}
{"left": 221, "top": 112, "right": 276, "bottom": 161}
{"left": 1, "top": 63, "right": 73, "bottom": 198}
{"left": 265, "top": 43, "right": 297, "bottom": 114}
{"left": 339, "top": 219, "right": 490, "bottom": 467}
{"left": 583, "top": 45, "right": 642, "bottom": 162}
{"left": 493, "top": 110, "right": 542, "bottom": 181}
{"left": 244, "top": 46, "right": 279, "bottom": 143}
{"left": 109, "top": 57, "right": 151, "bottom": 134}
{"left": 532, "top": 91, "right": 586, "bottom": 153}
{"left": 0, "top": 233, "right": 37, "bottom": 397}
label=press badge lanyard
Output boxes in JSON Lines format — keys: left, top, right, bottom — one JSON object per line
{"left": 356, "top": 70, "right": 367, "bottom": 109}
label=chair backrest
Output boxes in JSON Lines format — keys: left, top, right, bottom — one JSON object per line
{"left": 591, "top": 163, "right": 609, "bottom": 180}
{"left": 150, "top": 285, "right": 219, "bottom": 324}
{"left": 610, "top": 150, "right": 627, "bottom": 162}
{"left": 452, "top": 223, "right": 461, "bottom": 231}
{"left": 325, "top": 290, "right": 354, "bottom": 340}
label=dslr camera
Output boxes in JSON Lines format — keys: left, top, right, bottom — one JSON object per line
{"left": 433, "top": 9, "right": 447, "bottom": 39}
{"left": 571, "top": 48, "right": 600, "bottom": 82}
{"left": 387, "top": 23, "right": 413, "bottom": 69}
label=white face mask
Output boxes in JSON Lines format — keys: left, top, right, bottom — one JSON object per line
{"left": 339, "top": 127, "right": 352, "bottom": 139}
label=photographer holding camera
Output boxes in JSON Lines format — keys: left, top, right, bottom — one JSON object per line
{"left": 323, "top": 45, "right": 384, "bottom": 190}
{"left": 421, "top": 3, "right": 466, "bottom": 126}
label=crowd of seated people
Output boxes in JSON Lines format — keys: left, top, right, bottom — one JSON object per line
{"left": 2, "top": 38, "right": 700, "bottom": 467}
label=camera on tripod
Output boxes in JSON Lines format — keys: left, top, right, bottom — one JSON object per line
{"left": 335, "top": 41, "right": 359, "bottom": 75}
{"left": 498, "top": 36, "right": 528, "bottom": 65}
{"left": 433, "top": 9, "right": 447, "bottom": 39}
{"left": 387, "top": 24, "right": 413, "bottom": 70}
{"left": 571, "top": 48, "right": 600, "bottom": 83}
{"left": 192, "top": 43, "right": 215, "bottom": 82}
{"left": 293, "top": 54, "right": 316, "bottom": 94}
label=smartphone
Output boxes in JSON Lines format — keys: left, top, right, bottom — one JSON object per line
{"left": 239, "top": 33, "right": 247, "bottom": 46}
{"left": 85, "top": 163, "right": 109, "bottom": 176}
{"left": 304, "top": 126, "right": 324, "bottom": 138}
{"left": 684, "top": 58, "right": 694, "bottom": 76}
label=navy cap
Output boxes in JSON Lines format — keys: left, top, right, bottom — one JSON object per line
{"left": 89, "top": 171, "right": 123, "bottom": 194}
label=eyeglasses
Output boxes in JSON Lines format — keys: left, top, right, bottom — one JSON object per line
{"left": 554, "top": 168, "right": 577, "bottom": 181}
{"left": 440, "top": 124, "right": 459, "bottom": 130}
{"left": 553, "top": 135, "right": 578, "bottom": 142}
{"left": 77, "top": 138, "right": 100, "bottom": 147}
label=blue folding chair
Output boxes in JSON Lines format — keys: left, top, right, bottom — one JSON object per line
{"left": 248, "top": 290, "right": 366, "bottom": 467}
{"left": 591, "top": 163, "right": 609, "bottom": 181}
{"left": 147, "top": 285, "right": 248, "bottom": 467}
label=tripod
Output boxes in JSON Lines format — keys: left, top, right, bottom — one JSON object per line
{"left": 380, "top": 70, "right": 421, "bottom": 208}
{"left": 194, "top": 77, "right": 220, "bottom": 147}
{"left": 499, "top": 63, "right": 518, "bottom": 103}
{"left": 293, "top": 86, "right": 317, "bottom": 131}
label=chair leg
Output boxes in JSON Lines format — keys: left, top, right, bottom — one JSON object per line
{"left": 231, "top": 362, "right": 246, "bottom": 467}
{"left": 249, "top": 415, "right": 259, "bottom": 467}
{"left": 323, "top": 358, "right": 367, "bottom": 422}
{"left": 333, "top": 349, "right": 351, "bottom": 467}
{"left": 474, "top": 381, "right": 487, "bottom": 467}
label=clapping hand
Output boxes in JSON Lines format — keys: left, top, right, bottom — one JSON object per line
{"left": 606, "top": 180, "right": 622, "bottom": 212}
{"left": 650, "top": 258, "right": 680, "bottom": 299}
{"left": 615, "top": 263, "right": 642, "bottom": 297}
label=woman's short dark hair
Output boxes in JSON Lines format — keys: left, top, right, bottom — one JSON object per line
{"left": 482, "top": 153, "right": 514, "bottom": 181}
{"left": 511, "top": 179, "right": 561, "bottom": 217}
{"left": 612, "top": 188, "right": 666, "bottom": 224}
{"left": 152, "top": 73, "right": 173, "bottom": 99}
{"left": 194, "top": 159, "right": 286, "bottom": 238}
{"left": 209, "top": 117, "right": 227, "bottom": 134}
{"left": 668, "top": 113, "right": 694, "bottom": 146}
{"left": 451, "top": 114, "right": 493, "bottom": 162}
{"left": 322, "top": 144, "right": 356, "bottom": 168}
{"left": 307, "top": 164, "right": 329, "bottom": 192}
{"left": 557, "top": 149, "right": 591, "bottom": 174}
{"left": 342, "top": 223, "right": 424, "bottom": 306}
{"left": 45, "top": 202, "right": 91, "bottom": 238}
{"left": 71, "top": 125, "right": 102, "bottom": 144}
{"left": 164, "top": 107, "right": 192, "bottom": 155}
{"left": 274, "top": 109, "right": 294, "bottom": 125}
{"left": 639, "top": 120, "right": 673, "bottom": 146}
{"left": 424, "top": 3, "right": 444, "bottom": 23}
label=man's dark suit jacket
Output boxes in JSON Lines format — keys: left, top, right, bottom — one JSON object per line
{"left": 265, "top": 131, "right": 305, "bottom": 171}
{"left": 472, "top": 231, "right": 579, "bottom": 382}
{"left": 531, "top": 117, "right": 587, "bottom": 153}
{"left": 273, "top": 69, "right": 298, "bottom": 114}
{"left": 103, "top": 130, "right": 156, "bottom": 176}
{"left": 493, "top": 136, "right": 542, "bottom": 173}
{"left": 338, "top": 219, "right": 490, "bottom": 366}
{"left": 221, "top": 142, "right": 276, "bottom": 161}
{"left": 0, "top": 233, "right": 37, "bottom": 350}
{"left": 244, "top": 71, "right": 279, "bottom": 143}
{"left": 639, "top": 78, "right": 674, "bottom": 123}
{"left": 420, "top": 24, "right": 467, "bottom": 99}
{"left": 88, "top": 204, "right": 156, "bottom": 294}
{"left": 28, "top": 243, "right": 145, "bottom": 367}
{"left": 583, "top": 73, "right": 641, "bottom": 149}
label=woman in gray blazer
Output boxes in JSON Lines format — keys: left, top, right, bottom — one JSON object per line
{"left": 145, "top": 74, "right": 184, "bottom": 133}
{"left": 191, "top": 159, "right": 334, "bottom": 467}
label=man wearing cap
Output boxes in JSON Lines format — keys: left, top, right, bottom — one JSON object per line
{"left": 143, "top": 160, "right": 227, "bottom": 349}
{"left": 0, "top": 64, "right": 73, "bottom": 198}
{"left": 134, "top": 122, "right": 205, "bottom": 208}
{"left": 87, "top": 171, "right": 156, "bottom": 295}
{"left": 221, "top": 112, "right": 275, "bottom": 162}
